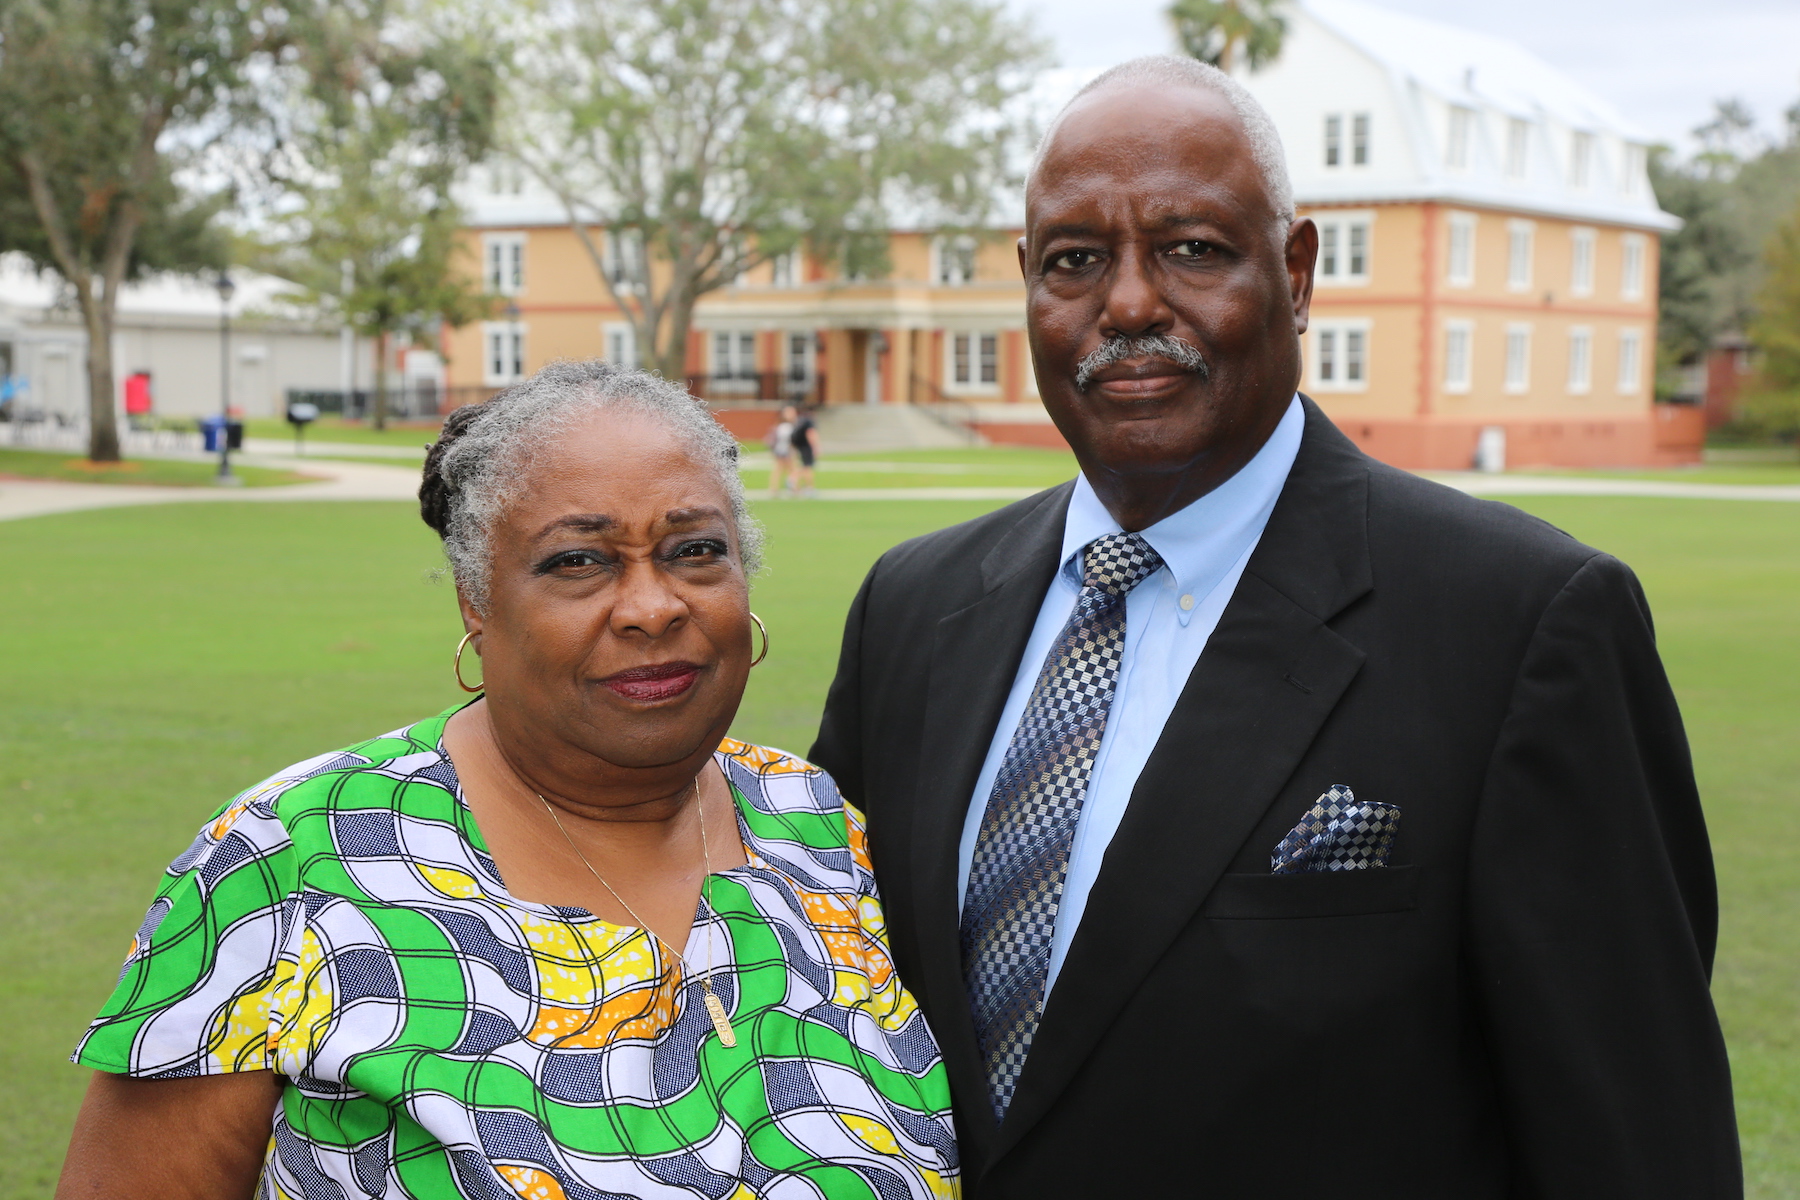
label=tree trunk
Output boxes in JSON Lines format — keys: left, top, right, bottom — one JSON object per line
{"left": 373, "top": 331, "right": 389, "bottom": 430}
{"left": 80, "top": 283, "right": 122, "bottom": 462}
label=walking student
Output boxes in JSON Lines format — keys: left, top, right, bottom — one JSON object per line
{"left": 791, "top": 405, "right": 818, "bottom": 497}
{"left": 766, "top": 405, "right": 797, "bottom": 498}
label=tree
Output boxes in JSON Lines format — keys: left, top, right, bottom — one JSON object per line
{"left": 503, "top": 0, "right": 1048, "bottom": 383}
{"left": 1169, "top": 0, "right": 1287, "bottom": 74}
{"left": 1751, "top": 202, "right": 1800, "bottom": 391}
{"left": 257, "top": 2, "right": 501, "bottom": 429}
{"left": 0, "top": 0, "right": 256, "bottom": 461}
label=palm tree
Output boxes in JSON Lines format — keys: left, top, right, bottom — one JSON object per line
{"left": 1169, "top": 0, "right": 1287, "bottom": 73}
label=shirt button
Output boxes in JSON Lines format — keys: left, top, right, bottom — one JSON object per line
{"left": 1179, "top": 594, "right": 1196, "bottom": 611}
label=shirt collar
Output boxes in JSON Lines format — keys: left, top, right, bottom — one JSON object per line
{"left": 1058, "top": 394, "right": 1305, "bottom": 622}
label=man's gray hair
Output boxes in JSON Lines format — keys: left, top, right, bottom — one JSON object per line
{"left": 1036, "top": 55, "right": 1296, "bottom": 229}
{"left": 419, "top": 360, "right": 763, "bottom": 613}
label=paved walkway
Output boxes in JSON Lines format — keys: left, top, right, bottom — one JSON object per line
{"left": 5, "top": 457, "right": 1799, "bottom": 524}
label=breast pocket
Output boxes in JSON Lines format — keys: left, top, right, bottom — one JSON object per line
{"left": 1202, "top": 864, "right": 1419, "bottom": 920}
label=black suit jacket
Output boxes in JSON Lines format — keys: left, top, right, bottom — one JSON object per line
{"left": 809, "top": 400, "right": 1739, "bottom": 1198}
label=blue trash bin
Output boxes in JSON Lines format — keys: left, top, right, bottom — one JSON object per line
{"left": 199, "top": 416, "right": 244, "bottom": 452}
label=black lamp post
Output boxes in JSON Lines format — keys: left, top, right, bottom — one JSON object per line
{"left": 214, "top": 271, "right": 239, "bottom": 485}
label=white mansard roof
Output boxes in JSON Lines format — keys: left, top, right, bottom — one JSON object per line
{"left": 1233, "top": 0, "right": 1679, "bottom": 231}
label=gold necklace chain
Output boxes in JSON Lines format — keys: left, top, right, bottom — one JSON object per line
{"left": 537, "top": 774, "right": 737, "bottom": 1047}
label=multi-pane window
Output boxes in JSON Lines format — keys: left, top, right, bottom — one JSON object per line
{"left": 1444, "top": 321, "right": 1473, "bottom": 393}
{"left": 1505, "top": 324, "right": 1532, "bottom": 394}
{"left": 1570, "top": 228, "right": 1596, "bottom": 296}
{"left": 602, "top": 323, "right": 638, "bottom": 369}
{"left": 935, "top": 237, "right": 976, "bottom": 286}
{"left": 1447, "top": 213, "right": 1477, "bottom": 287}
{"left": 712, "top": 331, "right": 757, "bottom": 384}
{"left": 1617, "top": 329, "right": 1643, "bottom": 393}
{"left": 770, "top": 251, "right": 800, "bottom": 288}
{"left": 1505, "top": 118, "right": 1530, "bottom": 180}
{"left": 949, "top": 332, "right": 999, "bottom": 389}
{"left": 1316, "top": 216, "right": 1371, "bottom": 284}
{"left": 603, "top": 229, "right": 645, "bottom": 289}
{"left": 1621, "top": 235, "right": 1646, "bottom": 300}
{"left": 483, "top": 322, "right": 525, "bottom": 385}
{"left": 786, "top": 332, "right": 814, "bottom": 383}
{"left": 1311, "top": 321, "right": 1370, "bottom": 391}
{"left": 1507, "top": 220, "right": 1535, "bottom": 291}
{"left": 1567, "top": 327, "right": 1593, "bottom": 394}
{"left": 484, "top": 234, "right": 525, "bottom": 296}
{"left": 1323, "top": 113, "right": 1369, "bottom": 168}
{"left": 1446, "top": 107, "right": 1474, "bottom": 172}
{"left": 1570, "top": 132, "right": 1594, "bottom": 190}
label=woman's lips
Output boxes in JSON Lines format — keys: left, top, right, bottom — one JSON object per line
{"left": 600, "top": 662, "right": 702, "bottom": 702}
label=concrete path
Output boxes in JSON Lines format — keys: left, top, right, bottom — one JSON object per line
{"left": 6, "top": 456, "right": 1800, "bottom": 524}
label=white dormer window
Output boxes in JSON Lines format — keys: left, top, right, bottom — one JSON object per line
{"left": 484, "top": 233, "right": 525, "bottom": 296}
{"left": 1447, "top": 212, "right": 1477, "bottom": 287}
{"left": 1621, "top": 234, "right": 1647, "bottom": 300}
{"left": 1324, "top": 114, "right": 1342, "bottom": 167}
{"left": 1570, "top": 228, "right": 1596, "bottom": 297}
{"left": 933, "top": 236, "right": 976, "bottom": 286}
{"left": 1352, "top": 114, "right": 1370, "bottom": 165}
{"left": 1623, "top": 144, "right": 1646, "bottom": 197}
{"left": 1446, "top": 107, "right": 1474, "bottom": 172}
{"left": 1570, "top": 132, "right": 1594, "bottom": 190}
{"left": 1505, "top": 118, "right": 1530, "bottom": 181}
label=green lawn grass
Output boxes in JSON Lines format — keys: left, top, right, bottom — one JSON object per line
{"left": 1, "top": 493, "right": 1795, "bottom": 1196}
{"left": 1521, "top": 464, "right": 1800, "bottom": 486}
{"left": 242, "top": 415, "right": 444, "bottom": 447}
{"left": 0, "top": 447, "right": 320, "bottom": 488}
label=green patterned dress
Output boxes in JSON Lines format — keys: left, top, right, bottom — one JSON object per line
{"left": 73, "top": 710, "right": 959, "bottom": 1199}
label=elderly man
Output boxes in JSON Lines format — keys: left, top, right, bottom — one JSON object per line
{"left": 810, "top": 56, "right": 1739, "bottom": 1197}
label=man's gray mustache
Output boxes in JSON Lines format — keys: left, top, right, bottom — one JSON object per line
{"left": 1074, "top": 335, "right": 1210, "bottom": 390}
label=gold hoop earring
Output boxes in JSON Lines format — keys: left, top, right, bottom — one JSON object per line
{"left": 453, "top": 631, "right": 484, "bottom": 693}
{"left": 749, "top": 612, "right": 770, "bottom": 668}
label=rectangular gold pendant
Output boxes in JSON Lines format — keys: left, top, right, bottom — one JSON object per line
{"left": 703, "top": 990, "right": 737, "bottom": 1048}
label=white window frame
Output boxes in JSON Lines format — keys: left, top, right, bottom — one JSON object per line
{"left": 1570, "top": 131, "right": 1594, "bottom": 191}
{"left": 1570, "top": 227, "right": 1596, "bottom": 297}
{"left": 1315, "top": 211, "right": 1373, "bottom": 287}
{"left": 770, "top": 250, "right": 801, "bottom": 289}
{"left": 785, "top": 331, "right": 815, "bottom": 385}
{"left": 1617, "top": 328, "right": 1644, "bottom": 394}
{"left": 602, "top": 229, "right": 645, "bottom": 291}
{"left": 1447, "top": 212, "right": 1477, "bottom": 287}
{"left": 482, "top": 321, "right": 526, "bottom": 386}
{"left": 1324, "top": 113, "right": 1342, "bottom": 168}
{"left": 945, "top": 330, "right": 1000, "bottom": 393}
{"left": 932, "top": 236, "right": 977, "bottom": 286}
{"left": 1621, "top": 234, "right": 1646, "bottom": 300}
{"left": 711, "top": 329, "right": 758, "bottom": 391}
{"left": 1352, "top": 113, "right": 1370, "bottom": 166}
{"left": 1504, "top": 323, "right": 1532, "bottom": 394}
{"left": 1505, "top": 117, "right": 1530, "bottom": 181}
{"left": 483, "top": 233, "right": 525, "bottom": 296}
{"left": 1567, "top": 326, "right": 1593, "bottom": 395}
{"left": 1507, "top": 219, "right": 1535, "bottom": 292}
{"left": 1309, "top": 319, "right": 1371, "bottom": 393}
{"left": 601, "top": 321, "right": 638, "bottom": 369}
{"left": 1444, "top": 320, "right": 1473, "bottom": 394}
{"left": 1446, "top": 106, "right": 1475, "bottom": 172}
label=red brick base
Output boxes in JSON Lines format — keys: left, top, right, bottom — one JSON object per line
{"left": 1326, "top": 405, "right": 1703, "bottom": 470}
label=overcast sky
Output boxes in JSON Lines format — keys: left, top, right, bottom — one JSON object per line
{"left": 1019, "top": 0, "right": 1800, "bottom": 153}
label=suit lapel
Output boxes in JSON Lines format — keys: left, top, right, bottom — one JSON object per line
{"left": 906, "top": 483, "right": 1073, "bottom": 1155}
{"left": 989, "top": 401, "right": 1377, "bottom": 1162}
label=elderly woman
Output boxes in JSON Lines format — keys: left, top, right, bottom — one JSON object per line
{"left": 58, "top": 362, "right": 958, "bottom": 1199}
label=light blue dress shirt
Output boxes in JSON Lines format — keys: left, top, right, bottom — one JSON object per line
{"left": 956, "top": 394, "right": 1305, "bottom": 991}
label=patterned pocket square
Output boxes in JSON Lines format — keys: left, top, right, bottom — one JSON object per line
{"left": 1271, "top": 784, "right": 1401, "bottom": 874}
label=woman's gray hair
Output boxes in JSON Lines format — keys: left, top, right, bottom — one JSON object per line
{"left": 418, "top": 360, "right": 763, "bottom": 612}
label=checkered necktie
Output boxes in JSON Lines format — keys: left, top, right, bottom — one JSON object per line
{"left": 960, "top": 531, "right": 1164, "bottom": 1121}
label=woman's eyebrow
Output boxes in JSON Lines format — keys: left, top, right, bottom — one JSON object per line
{"left": 534, "top": 513, "right": 615, "bottom": 539}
